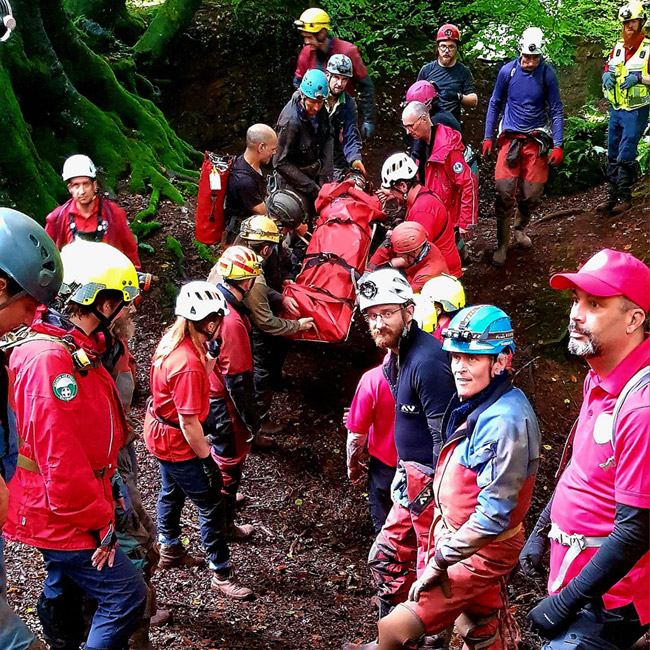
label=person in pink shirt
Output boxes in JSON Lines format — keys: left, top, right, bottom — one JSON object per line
{"left": 523, "top": 248, "right": 649, "bottom": 648}
{"left": 346, "top": 362, "right": 397, "bottom": 533}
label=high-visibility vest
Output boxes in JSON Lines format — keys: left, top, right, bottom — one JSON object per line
{"left": 604, "top": 37, "right": 650, "bottom": 111}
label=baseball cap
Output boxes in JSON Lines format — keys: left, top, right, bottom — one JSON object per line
{"left": 549, "top": 248, "right": 650, "bottom": 313}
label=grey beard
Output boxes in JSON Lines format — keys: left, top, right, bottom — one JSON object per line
{"left": 568, "top": 336, "right": 599, "bottom": 358}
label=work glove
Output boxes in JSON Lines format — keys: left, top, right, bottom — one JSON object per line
{"left": 601, "top": 71, "right": 616, "bottom": 90}
{"left": 362, "top": 122, "right": 374, "bottom": 139}
{"left": 346, "top": 430, "right": 368, "bottom": 484}
{"left": 351, "top": 160, "right": 367, "bottom": 176}
{"left": 519, "top": 497, "right": 553, "bottom": 578}
{"left": 482, "top": 139, "right": 493, "bottom": 157}
{"left": 548, "top": 147, "right": 563, "bottom": 167}
{"left": 528, "top": 580, "right": 587, "bottom": 639}
{"left": 408, "top": 556, "right": 451, "bottom": 602}
{"left": 200, "top": 454, "right": 223, "bottom": 493}
{"left": 620, "top": 72, "right": 642, "bottom": 90}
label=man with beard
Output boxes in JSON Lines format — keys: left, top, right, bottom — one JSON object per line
{"left": 598, "top": 1, "right": 650, "bottom": 215}
{"left": 483, "top": 28, "right": 564, "bottom": 266}
{"left": 372, "top": 153, "right": 461, "bottom": 277}
{"left": 45, "top": 155, "right": 140, "bottom": 270}
{"left": 522, "top": 249, "right": 649, "bottom": 648}
{"left": 344, "top": 268, "right": 455, "bottom": 640}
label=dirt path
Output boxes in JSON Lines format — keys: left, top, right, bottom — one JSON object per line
{"left": 5, "top": 178, "right": 648, "bottom": 649}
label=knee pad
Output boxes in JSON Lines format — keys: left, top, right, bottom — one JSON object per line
{"left": 456, "top": 611, "right": 499, "bottom": 650}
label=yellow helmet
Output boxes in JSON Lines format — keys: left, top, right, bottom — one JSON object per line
{"left": 295, "top": 8, "right": 330, "bottom": 33}
{"left": 217, "top": 245, "right": 263, "bottom": 281}
{"left": 240, "top": 215, "right": 280, "bottom": 244}
{"left": 60, "top": 240, "right": 139, "bottom": 305}
{"left": 619, "top": 0, "right": 646, "bottom": 21}
{"left": 420, "top": 274, "right": 466, "bottom": 313}
{"left": 412, "top": 293, "right": 438, "bottom": 334}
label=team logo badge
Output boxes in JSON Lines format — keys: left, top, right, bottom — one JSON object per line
{"left": 359, "top": 280, "right": 378, "bottom": 299}
{"left": 52, "top": 373, "right": 78, "bottom": 402}
{"left": 453, "top": 162, "right": 464, "bottom": 174}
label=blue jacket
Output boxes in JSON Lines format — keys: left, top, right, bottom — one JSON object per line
{"left": 484, "top": 58, "right": 564, "bottom": 147}
{"left": 328, "top": 91, "right": 362, "bottom": 170}
{"left": 383, "top": 322, "right": 456, "bottom": 468}
{"left": 434, "top": 376, "right": 540, "bottom": 567}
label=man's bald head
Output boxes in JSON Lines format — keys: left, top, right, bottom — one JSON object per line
{"left": 245, "top": 124, "right": 278, "bottom": 165}
{"left": 402, "top": 101, "right": 431, "bottom": 141}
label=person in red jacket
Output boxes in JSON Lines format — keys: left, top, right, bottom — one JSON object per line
{"left": 206, "top": 246, "right": 264, "bottom": 540}
{"left": 144, "top": 281, "right": 252, "bottom": 600}
{"left": 45, "top": 154, "right": 141, "bottom": 270}
{"left": 402, "top": 101, "right": 477, "bottom": 242}
{"left": 371, "top": 222, "right": 449, "bottom": 293}
{"left": 293, "top": 7, "right": 375, "bottom": 137}
{"left": 372, "top": 152, "right": 461, "bottom": 277}
{"left": 4, "top": 240, "right": 146, "bottom": 650}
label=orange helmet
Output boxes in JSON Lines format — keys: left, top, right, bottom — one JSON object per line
{"left": 390, "top": 222, "right": 428, "bottom": 254}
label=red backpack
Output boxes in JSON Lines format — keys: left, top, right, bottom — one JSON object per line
{"left": 195, "top": 153, "right": 233, "bottom": 245}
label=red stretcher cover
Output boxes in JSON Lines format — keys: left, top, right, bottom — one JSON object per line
{"left": 281, "top": 180, "right": 385, "bottom": 342}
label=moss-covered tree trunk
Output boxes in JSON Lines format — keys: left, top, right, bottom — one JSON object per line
{"left": 64, "top": 0, "right": 128, "bottom": 28}
{"left": 133, "top": 0, "right": 203, "bottom": 62}
{"left": 0, "top": 0, "right": 200, "bottom": 221}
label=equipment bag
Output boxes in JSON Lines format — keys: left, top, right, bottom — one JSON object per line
{"left": 195, "top": 152, "right": 233, "bottom": 245}
{"left": 281, "top": 179, "right": 385, "bottom": 342}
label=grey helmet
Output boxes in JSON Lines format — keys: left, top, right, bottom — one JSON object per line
{"left": 266, "top": 190, "right": 305, "bottom": 229}
{"left": 0, "top": 208, "right": 63, "bottom": 305}
{"left": 326, "top": 53, "right": 353, "bottom": 78}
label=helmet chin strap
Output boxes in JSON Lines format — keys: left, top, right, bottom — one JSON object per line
{"left": 90, "top": 300, "right": 126, "bottom": 332}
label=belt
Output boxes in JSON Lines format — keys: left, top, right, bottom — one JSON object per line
{"left": 444, "top": 518, "right": 523, "bottom": 543}
{"left": 548, "top": 522, "right": 607, "bottom": 591}
{"left": 18, "top": 454, "right": 112, "bottom": 479}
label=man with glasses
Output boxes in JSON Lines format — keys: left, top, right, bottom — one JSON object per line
{"left": 402, "top": 101, "right": 477, "bottom": 251}
{"left": 343, "top": 268, "right": 455, "bottom": 640}
{"left": 416, "top": 24, "right": 477, "bottom": 125}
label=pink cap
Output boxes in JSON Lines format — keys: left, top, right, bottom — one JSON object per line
{"left": 550, "top": 248, "right": 650, "bottom": 313}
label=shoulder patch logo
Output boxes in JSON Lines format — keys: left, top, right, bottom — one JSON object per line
{"left": 452, "top": 161, "right": 464, "bottom": 174}
{"left": 52, "top": 373, "right": 78, "bottom": 402}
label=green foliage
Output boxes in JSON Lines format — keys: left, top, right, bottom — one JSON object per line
{"left": 165, "top": 235, "right": 184, "bottom": 260}
{"left": 131, "top": 220, "right": 161, "bottom": 238}
{"left": 547, "top": 105, "right": 608, "bottom": 194}
{"left": 194, "top": 240, "right": 218, "bottom": 265}
{"left": 638, "top": 138, "right": 650, "bottom": 176}
{"left": 138, "top": 242, "right": 155, "bottom": 254}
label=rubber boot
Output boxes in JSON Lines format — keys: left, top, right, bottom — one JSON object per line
{"left": 158, "top": 543, "right": 205, "bottom": 570}
{"left": 128, "top": 617, "right": 155, "bottom": 650}
{"left": 492, "top": 216, "right": 511, "bottom": 267}
{"left": 597, "top": 157, "right": 619, "bottom": 213}
{"left": 513, "top": 210, "right": 532, "bottom": 249}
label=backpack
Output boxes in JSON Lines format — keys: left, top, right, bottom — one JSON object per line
{"left": 195, "top": 152, "right": 234, "bottom": 245}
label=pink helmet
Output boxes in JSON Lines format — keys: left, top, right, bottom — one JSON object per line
{"left": 437, "top": 24, "right": 461, "bottom": 42}
{"left": 405, "top": 80, "right": 438, "bottom": 105}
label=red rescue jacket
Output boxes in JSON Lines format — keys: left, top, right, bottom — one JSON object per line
{"left": 45, "top": 197, "right": 141, "bottom": 270}
{"left": 5, "top": 315, "right": 126, "bottom": 550}
{"left": 424, "top": 124, "right": 477, "bottom": 231}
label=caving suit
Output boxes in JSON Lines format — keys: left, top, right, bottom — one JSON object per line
{"left": 401, "top": 374, "right": 540, "bottom": 648}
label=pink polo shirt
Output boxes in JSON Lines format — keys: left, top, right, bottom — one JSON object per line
{"left": 347, "top": 364, "right": 397, "bottom": 468}
{"left": 549, "top": 335, "right": 650, "bottom": 624}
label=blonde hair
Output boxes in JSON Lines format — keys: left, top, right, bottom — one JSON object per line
{"left": 153, "top": 316, "right": 206, "bottom": 367}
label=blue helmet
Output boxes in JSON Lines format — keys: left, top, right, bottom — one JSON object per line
{"left": 300, "top": 69, "right": 329, "bottom": 100}
{"left": 442, "top": 305, "right": 515, "bottom": 355}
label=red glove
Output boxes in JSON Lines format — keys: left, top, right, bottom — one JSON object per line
{"left": 548, "top": 147, "right": 563, "bottom": 167}
{"left": 482, "top": 139, "right": 493, "bottom": 157}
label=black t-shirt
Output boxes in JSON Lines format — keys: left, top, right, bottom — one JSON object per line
{"left": 225, "top": 155, "right": 267, "bottom": 235}
{"left": 417, "top": 60, "right": 475, "bottom": 123}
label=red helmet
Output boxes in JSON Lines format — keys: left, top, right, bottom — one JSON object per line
{"left": 391, "top": 222, "right": 428, "bottom": 254}
{"left": 437, "top": 24, "right": 460, "bottom": 42}
{"left": 405, "top": 80, "right": 437, "bottom": 105}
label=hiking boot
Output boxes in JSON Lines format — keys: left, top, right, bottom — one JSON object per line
{"left": 252, "top": 431, "right": 275, "bottom": 450}
{"left": 513, "top": 228, "right": 532, "bottom": 249}
{"left": 150, "top": 608, "right": 171, "bottom": 627}
{"left": 260, "top": 419, "right": 284, "bottom": 437}
{"left": 596, "top": 198, "right": 616, "bottom": 214}
{"left": 158, "top": 543, "right": 205, "bottom": 570}
{"left": 210, "top": 570, "right": 254, "bottom": 600}
{"left": 235, "top": 492, "right": 248, "bottom": 508}
{"left": 128, "top": 618, "right": 155, "bottom": 650}
{"left": 226, "top": 523, "right": 255, "bottom": 541}
{"left": 612, "top": 199, "right": 632, "bottom": 215}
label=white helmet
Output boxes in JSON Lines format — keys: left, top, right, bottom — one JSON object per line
{"left": 357, "top": 268, "right": 414, "bottom": 311}
{"left": 381, "top": 153, "right": 418, "bottom": 189}
{"left": 0, "top": 1, "right": 17, "bottom": 42}
{"left": 175, "top": 281, "right": 229, "bottom": 321}
{"left": 519, "top": 27, "right": 544, "bottom": 55}
{"left": 62, "top": 154, "right": 97, "bottom": 182}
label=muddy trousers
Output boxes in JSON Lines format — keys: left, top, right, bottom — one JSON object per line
{"left": 494, "top": 177, "right": 544, "bottom": 244}
{"left": 368, "top": 462, "right": 436, "bottom": 618}
{"left": 606, "top": 106, "right": 649, "bottom": 203}
{"left": 251, "top": 327, "right": 289, "bottom": 419}
{"left": 36, "top": 548, "right": 146, "bottom": 650}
